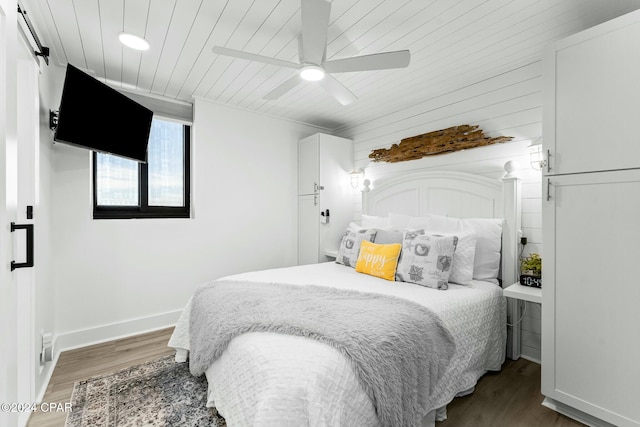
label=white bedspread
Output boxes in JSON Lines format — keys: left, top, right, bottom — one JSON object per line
{"left": 169, "top": 262, "right": 506, "bottom": 427}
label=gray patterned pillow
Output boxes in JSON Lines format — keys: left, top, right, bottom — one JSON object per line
{"left": 396, "top": 230, "right": 458, "bottom": 290}
{"left": 336, "top": 224, "right": 377, "bottom": 268}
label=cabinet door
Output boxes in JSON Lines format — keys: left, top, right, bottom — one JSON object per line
{"left": 298, "top": 194, "right": 319, "bottom": 265}
{"left": 545, "top": 14, "right": 640, "bottom": 175}
{"left": 542, "top": 170, "right": 640, "bottom": 426}
{"left": 298, "top": 136, "right": 319, "bottom": 195}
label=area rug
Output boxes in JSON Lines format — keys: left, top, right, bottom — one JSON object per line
{"left": 66, "top": 354, "right": 226, "bottom": 426}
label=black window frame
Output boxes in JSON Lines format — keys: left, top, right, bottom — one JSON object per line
{"left": 92, "top": 123, "right": 191, "bottom": 219}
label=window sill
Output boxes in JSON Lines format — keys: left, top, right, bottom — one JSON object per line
{"left": 93, "top": 210, "right": 190, "bottom": 220}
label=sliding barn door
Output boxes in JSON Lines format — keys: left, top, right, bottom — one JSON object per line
{"left": 15, "top": 43, "right": 40, "bottom": 421}
{"left": 0, "top": 2, "right": 21, "bottom": 426}
{"left": 1, "top": 8, "right": 41, "bottom": 425}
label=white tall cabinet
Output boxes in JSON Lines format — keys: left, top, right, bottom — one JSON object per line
{"left": 542, "top": 10, "right": 640, "bottom": 427}
{"left": 298, "top": 133, "right": 353, "bottom": 265}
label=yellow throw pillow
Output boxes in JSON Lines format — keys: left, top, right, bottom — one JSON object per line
{"left": 355, "top": 240, "right": 402, "bottom": 281}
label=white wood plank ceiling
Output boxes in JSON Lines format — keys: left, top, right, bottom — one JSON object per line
{"left": 21, "top": 0, "right": 640, "bottom": 130}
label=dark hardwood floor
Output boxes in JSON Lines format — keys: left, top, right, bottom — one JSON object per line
{"left": 28, "top": 328, "right": 583, "bottom": 426}
{"left": 440, "top": 357, "right": 584, "bottom": 427}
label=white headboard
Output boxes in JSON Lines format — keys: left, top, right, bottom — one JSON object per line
{"left": 362, "top": 162, "right": 522, "bottom": 287}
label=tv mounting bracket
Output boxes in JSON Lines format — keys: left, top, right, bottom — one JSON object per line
{"left": 49, "top": 110, "right": 59, "bottom": 131}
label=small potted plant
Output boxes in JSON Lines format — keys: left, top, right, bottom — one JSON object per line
{"left": 520, "top": 253, "right": 542, "bottom": 288}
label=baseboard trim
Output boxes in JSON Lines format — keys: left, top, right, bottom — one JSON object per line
{"left": 54, "top": 309, "right": 181, "bottom": 354}
{"left": 542, "top": 397, "right": 617, "bottom": 427}
{"left": 35, "top": 353, "right": 58, "bottom": 403}
{"left": 520, "top": 353, "right": 541, "bottom": 364}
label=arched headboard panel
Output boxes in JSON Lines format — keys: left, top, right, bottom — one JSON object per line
{"left": 362, "top": 163, "right": 521, "bottom": 287}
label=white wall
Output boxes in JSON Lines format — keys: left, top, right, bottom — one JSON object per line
{"left": 51, "top": 92, "right": 322, "bottom": 351}
{"left": 336, "top": 60, "right": 543, "bottom": 362}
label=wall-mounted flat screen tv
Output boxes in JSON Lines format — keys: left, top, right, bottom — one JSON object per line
{"left": 54, "top": 64, "right": 153, "bottom": 163}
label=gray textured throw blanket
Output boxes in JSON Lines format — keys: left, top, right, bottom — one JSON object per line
{"left": 189, "top": 280, "right": 456, "bottom": 427}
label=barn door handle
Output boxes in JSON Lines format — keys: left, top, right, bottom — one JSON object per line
{"left": 11, "top": 222, "right": 34, "bottom": 271}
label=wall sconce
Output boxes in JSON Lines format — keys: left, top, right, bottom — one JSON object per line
{"left": 528, "top": 138, "right": 545, "bottom": 171}
{"left": 350, "top": 169, "right": 364, "bottom": 188}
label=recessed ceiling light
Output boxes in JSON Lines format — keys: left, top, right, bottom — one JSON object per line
{"left": 118, "top": 33, "right": 149, "bottom": 51}
{"left": 300, "top": 65, "right": 325, "bottom": 81}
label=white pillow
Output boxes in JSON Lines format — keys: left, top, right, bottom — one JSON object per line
{"left": 407, "top": 216, "right": 430, "bottom": 231}
{"left": 361, "top": 214, "right": 389, "bottom": 228}
{"left": 463, "top": 218, "right": 503, "bottom": 283}
{"left": 388, "top": 212, "right": 413, "bottom": 229}
{"left": 435, "top": 231, "right": 476, "bottom": 285}
{"left": 426, "top": 215, "right": 503, "bottom": 284}
{"left": 422, "top": 214, "right": 458, "bottom": 232}
{"left": 336, "top": 224, "right": 377, "bottom": 268}
{"left": 396, "top": 231, "right": 458, "bottom": 290}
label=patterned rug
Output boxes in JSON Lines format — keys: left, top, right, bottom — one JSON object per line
{"left": 66, "top": 355, "right": 226, "bottom": 426}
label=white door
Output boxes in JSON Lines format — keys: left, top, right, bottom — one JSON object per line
{"left": 545, "top": 12, "right": 640, "bottom": 175}
{"left": 15, "top": 41, "right": 39, "bottom": 424}
{"left": 0, "top": 2, "right": 21, "bottom": 426}
{"left": 542, "top": 169, "right": 640, "bottom": 426}
{"left": 298, "top": 194, "right": 319, "bottom": 265}
{"left": 298, "top": 135, "right": 319, "bottom": 196}
{"left": 1, "top": 6, "right": 39, "bottom": 425}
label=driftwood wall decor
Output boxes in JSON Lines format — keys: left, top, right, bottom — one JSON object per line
{"left": 369, "top": 125, "right": 513, "bottom": 163}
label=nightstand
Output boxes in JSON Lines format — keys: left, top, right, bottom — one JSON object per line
{"left": 324, "top": 249, "right": 338, "bottom": 260}
{"left": 504, "top": 282, "right": 541, "bottom": 361}
{"left": 503, "top": 282, "right": 541, "bottom": 304}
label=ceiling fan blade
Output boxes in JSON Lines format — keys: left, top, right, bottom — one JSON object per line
{"left": 324, "top": 50, "right": 411, "bottom": 73}
{"left": 300, "top": 0, "right": 331, "bottom": 65}
{"left": 264, "top": 75, "right": 304, "bottom": 100}
{"left": 212, "top": 46, "right": 300, "bottom": 70}
{"left": 318, "top": 74, "right": 358, "bottom": 106}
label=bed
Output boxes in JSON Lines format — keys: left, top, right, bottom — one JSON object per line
{"left": 169, "top": 163, "right": 522, "bottom": 426}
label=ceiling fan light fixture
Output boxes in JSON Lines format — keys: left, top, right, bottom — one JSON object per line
{"left": 212, "top": 0, "right": 409, "bottom": 104}
{"left": 118, "top": 33, "right": 150, "bottom": 51}
{"left": 300, "top": 65, "right": 325, "bottom": 81}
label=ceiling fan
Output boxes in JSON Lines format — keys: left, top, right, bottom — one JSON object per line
{"left": 212, "top": 0, "right": 411, "bottom": 105}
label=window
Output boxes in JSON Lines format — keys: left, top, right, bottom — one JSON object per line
{"left": 93, "top": 118, "right": 190, "bottom": 219}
